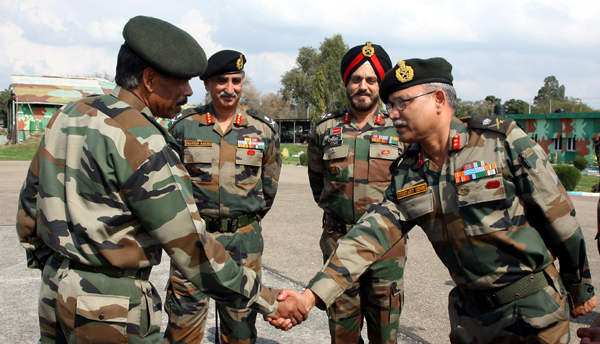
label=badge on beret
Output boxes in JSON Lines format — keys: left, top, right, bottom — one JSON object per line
{"left": 395, "top": 60, "right": 414, "bottom": 83}
{"left": 236, "top": 54, "right": 244, "bottom": 70}
{"left": 362, "top": 42, "right": 375, "bottom": 57}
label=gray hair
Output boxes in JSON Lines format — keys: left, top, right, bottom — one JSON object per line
{"left": 115, "top": 43, "right": 169, "bottom": 91}
{"left": 422, "top": 82, "right": 457, "bottom": 110}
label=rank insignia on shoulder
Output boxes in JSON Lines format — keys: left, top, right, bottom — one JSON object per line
{"left": 344, "top": 113, "right": 351, "bottom": 124}
{"left": 238, "top": 138, "right": 265, "bottom": 149}
{"left": 185, "top": 140, "right": 212, "bottom": 147}
{"left": 329, "top": 165, "right": 341, "bottom": 175}
{"left": 234, "top": 113, "right": 243, "bottom": 126}
{"left": 454, "top": 161, "right": 498, "bottom": 183}
{"left": 396, "top": 183, "right": 428, "bottom": 200}
{"left": 375, "top": 114, "right": 382, "bottom": 125}
{"left": 206, "top": 113, "right": 213, "bottom": 125}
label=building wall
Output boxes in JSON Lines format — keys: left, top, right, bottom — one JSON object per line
{"left": 502, "top": 113, "right": 600, "bottom": 164}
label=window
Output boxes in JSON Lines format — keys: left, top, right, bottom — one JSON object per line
{"left": 566, "top": 137, "right": 576, "bottom": 152}
{"left": 553, "top": 137, "right": 562, "bottom": 151}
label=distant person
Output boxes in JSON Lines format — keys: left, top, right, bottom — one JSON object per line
{"left": 307, "top": 42, "right": 406, "bottom": 343}
{"left": 165, "top": 50, "right": 281, "bottom": 344}
{"left": 15, "top": 16, "right": 304, "bottom": 343}
{"left": 275, "top": 56, "right": 597, "bottom": 344}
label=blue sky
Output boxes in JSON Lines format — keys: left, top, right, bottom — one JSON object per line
{"left": 1, "top": 0, "right": 599, "bottom": 108}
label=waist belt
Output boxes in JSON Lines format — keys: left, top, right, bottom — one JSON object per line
{"left": 53, "top": 251, "right": 151, "bottom": 280}
{"left": 323, "top": 213, "right": 354, "bottom": 234}
{"left": 461, "top": 270, "right": 548, "bottom": 309}
{"left": 203, "top": 213, "right": 257, "bottom": 233}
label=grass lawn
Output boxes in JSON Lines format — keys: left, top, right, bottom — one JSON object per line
{"left": 281, "top": 143, "right": 308, "bottom": 166}
{"left": 0, "top": 134, "right": 40, "bottom": 161}
{"left": 576, "top": 175, "right": 599, "bottom": 193}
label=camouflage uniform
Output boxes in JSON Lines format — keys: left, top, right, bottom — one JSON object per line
{"left": 308, "top": 108, "right": 406, "bottom": 344}
{"left": 595, "top": 137, "right": 600, "bottom": 254}
{"left": 164, "top": 102, "right": 281, "bottom": 344}
{"left": 16, "top": 87, "right": 280, "bottom": 344}
{"left": 308, "top": 115, "right": 595, "bottom": 344}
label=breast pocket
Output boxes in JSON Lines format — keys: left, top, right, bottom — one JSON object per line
{"left": 457, "top": 174, "right": 511, "bottom": 237}
{"left": 235, "top": 148, "right": 263, "bottom": 186}
{"left": 183, "top": 146, "right": 213, "bottom": 183}
{"left": 323, "top": 145, "right": 349, "bottom": 182}
{"left": 396, "top": 187, "right": 440, "bottom": 242}
{"left": 368, "top": 145, "right": 400, "bottom": 182}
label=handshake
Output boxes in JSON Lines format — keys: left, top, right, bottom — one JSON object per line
{"left": 264, "top": 289, "right": 320, "bottom": 330}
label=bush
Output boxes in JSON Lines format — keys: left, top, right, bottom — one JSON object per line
{"left": 574, "top": 156, "right": 588, "bottom": 171}
{"left": 553, "top": 165, "right": 582, "bottom": 191}
{"left": 299, "top": 152, "right": 308, "bottom": 166}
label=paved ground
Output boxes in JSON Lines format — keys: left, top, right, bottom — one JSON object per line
{"left": 1, "top": 161, "right": 599, "bottom": 343}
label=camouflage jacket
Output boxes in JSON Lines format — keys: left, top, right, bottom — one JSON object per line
{"left": 15, "top": 87, "right": 280, "bottom": 316}
{"left": 307, "top": 108, "right": 404, "bottom": 224}
{"left": 308, "top": 115, "right": 594, "bottom": 308}
{"left": 168, "top": 103, "right": 281, "bottom": 219}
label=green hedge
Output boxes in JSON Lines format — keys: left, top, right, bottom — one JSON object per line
{"left": 299, "top": 152, "right": 308, "bottom": 166}
{"left": 553, "top": 165, "right": 582, "bottom": 191}
{"left": 574, "top": 156, "right": 588, "bottom": 171}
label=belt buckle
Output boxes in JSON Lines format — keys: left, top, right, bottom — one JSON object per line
{"left": 206, "top": 218, "right": 219, "bottom": 233}
{"left": 468, "top": 290, "right": 496, "bottom": 309}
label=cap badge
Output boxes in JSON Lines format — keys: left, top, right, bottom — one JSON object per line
{"left": 395, "top": 60, "right": 414, "bottom": 83}
{"left": 362, "top": 42, "right": 375, "bottom": 58}
{"left": 236, "top": 54, "right": 244, "bottom": 70}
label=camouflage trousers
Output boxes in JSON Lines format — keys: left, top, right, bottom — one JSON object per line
{"left": 164, "top": 221, "right": 263, "bottom": 344}
{"left": 320, "top": 227, "right": 407, "bottom": 344}
{"left": 449, "top": 265, "right": 570, "bottom": 344}
{"left": 38, "top": 254, "right": 161, "bottom": 344}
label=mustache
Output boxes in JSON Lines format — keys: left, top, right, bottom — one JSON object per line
{"left": 393, "top": 119, "right": 407, "bottom": 127}
{"left": 220, "top": 91, "right": 238, "bottom": 98}
{"left": 176, "top": 97, "right": 188, "bottom": 106}
{"left": 351, "top": 89, "right": 372, "bottom": 97}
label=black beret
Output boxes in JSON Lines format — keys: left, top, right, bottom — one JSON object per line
{"left": 123, "top": 16, "right": 206, "bottom": 79}
{"left": 379, "top": 57, "right": 453, "bottom": 102}
{"left": 340, "top": 42, "right": 392, "bottom": 86}
{"left": 200, "top": 50, "right": 247, "bottom": 80}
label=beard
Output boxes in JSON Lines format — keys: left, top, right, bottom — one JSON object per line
{"left": 347, "top": 88, "right": 379, "bottom": 112}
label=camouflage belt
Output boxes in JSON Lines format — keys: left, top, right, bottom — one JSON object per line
{"left": 202, "top": 213, "right": 257, "bottom": 233}
{"left": 461, "top": 271, "right": 548, "bottom": 309}
{"left": 323, "top": 213, "right": 354, "bottom": 234}
{"left": 52, "top": 251, "right": 151, "bottom": 280}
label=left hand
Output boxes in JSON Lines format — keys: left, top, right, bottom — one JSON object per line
{"left": 572, "top": 296, "right": 598, "bottom": 318}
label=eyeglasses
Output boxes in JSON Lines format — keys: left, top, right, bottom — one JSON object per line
{"left": 385, "top": 91, "right": 435, "bottom": 112}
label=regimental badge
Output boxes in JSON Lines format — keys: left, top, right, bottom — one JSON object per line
{"left": 236, "top": 54, "right": 244, "bottom": 70}
{"left": 206, "top": 113, "right": 213, "bottom": 125}
{"left": 396, "top": 183, "right": 428, "bottom": 200}
{"left": 454, "top": 161, "right": 498, "bottom": 184}
{"left": 418, "top": 152, "right": 424, "bottom": 168}
{"left": 395, "top": 60, "right": 414, "bottom": 83}
{"left": 329, "top": 165, "right": 341, "bottom": 175}
{"left": 458, "top": 185, "right": 470, "bottom": 196}
{"left": 238, "top": 137, "right": 265, "bottom": 149}
{"left": 234, "top": 113, "right": 243, "bottom": 126}
{"left": 375, "top": 113, "right": 382, "bottom": 125}
{"left": 362, "top": 42, "right": 375, "bottom": 57}
{"left": 344, "top": 113, "right": 351, "bottom": 124}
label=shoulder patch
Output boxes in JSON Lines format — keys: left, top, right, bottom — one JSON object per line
{"left": 468, "top": 115, "right": 515, "bottom": 135}
{"left": 246, "top": 109, "right": 278, "bottom": 133}
{"left": 169, "top": 105, "right": 209, "bottom": 130}
{"left": 315, "top": 109, "right": 348, "bottom": 125}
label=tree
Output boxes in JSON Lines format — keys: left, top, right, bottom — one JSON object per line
{"left": 484, "top": 95, "right": 501, "bottom": 105}
{"left": 240, "top": 76, "right": 262, "bottom": 110}
{"left": 534, "top": 75, "right": 565, "bottom": 104}
{"left": 69, "top": 72, "right": 115, "bottom": 82}
{"left": 455, "top": 99, "right": 489, "bottom": 118}
{"left": 504, "top": 99, "right": 530, "bottom": 114}
{"left": 0, "top": 88, "right": 12, "bottom": 125}
{"left": 311, "top": 69, "right": 326, "bottom": 123}
{"left": 258, "top": 92, "right": 295, "bottom": 119}
{"left": 280, "top": 34, "right": 349, "bottom": 117}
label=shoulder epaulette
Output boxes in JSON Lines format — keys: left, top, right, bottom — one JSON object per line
{"left": 468, "top": 115, "right": 515, "bottom": 135}
{"left": 246, "top": 109, "right": 278, "bottom": 133}
{"left": 315, "top": 109, "right": 348, "bottom": 125}
{"left": 169, "top": 105, "right": 209, "bottom": 130}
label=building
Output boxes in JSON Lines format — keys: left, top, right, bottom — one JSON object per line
{"left": 500, "top": 112, "right": 600, "bottom": 164}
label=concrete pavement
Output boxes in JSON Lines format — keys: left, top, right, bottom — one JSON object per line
{"left": 1, "top": 161, "right": 599, "bottom": 343}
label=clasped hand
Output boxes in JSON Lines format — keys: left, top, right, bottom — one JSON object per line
{"left": 264, "top": 289, "right": 316, "bottom": 330}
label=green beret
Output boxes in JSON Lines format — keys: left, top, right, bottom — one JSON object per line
{"left": 123, "top": 15, "right": 206, "bottom": 79}
{"left": 200, "top": 50, "right": 246, "bottom": 80}
{"left": 379, "top": 57, "right": 453, "bottom": 102}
